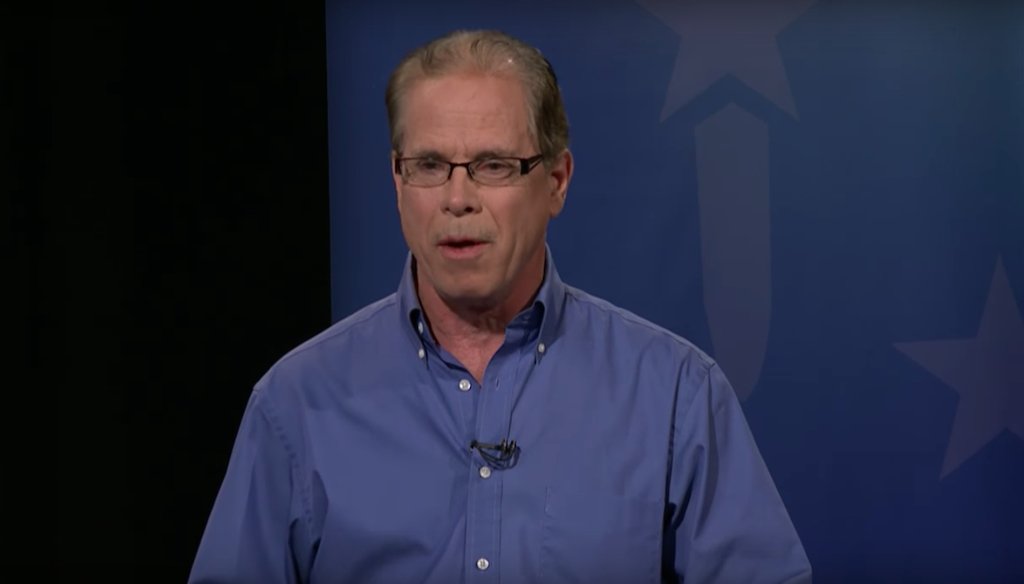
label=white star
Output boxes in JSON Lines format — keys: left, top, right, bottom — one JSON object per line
{"left": 636, "top": 0, "right": 815, "bottom": 120}
{"left": 895, "top": 258, "right": 1024, "bottom": 477}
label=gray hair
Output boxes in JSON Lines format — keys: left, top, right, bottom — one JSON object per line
{"left": 385, "top": 29, "right": 569, "bottom": 161}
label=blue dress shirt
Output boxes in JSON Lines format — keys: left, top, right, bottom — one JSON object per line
{"left": 189, "top": 251, "right": 811, "bottom": 583}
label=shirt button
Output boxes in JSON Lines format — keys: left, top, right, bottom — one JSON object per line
{"left": 458, "top": 379, "right": 471, "bottom": 392}
{"left": 537, "top": 342, "right": 546, "bottom": 354}
{"left": 417, "top": 321, "right": 424, "bottom": 334}
{"left": 417, "top": 347, "right": 425, "bottom": 359}
{"left": 479, "top": 466, "right": 492, "bottom": 479}
{"left": 476, "top": 557, "right": 490, "bottom": 571}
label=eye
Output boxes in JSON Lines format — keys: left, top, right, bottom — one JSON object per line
{"left": 474, "top": 158, "right": 516, "bottom": 176}
{"left": 413, "top": 159, "right": 446, "bottom": 173}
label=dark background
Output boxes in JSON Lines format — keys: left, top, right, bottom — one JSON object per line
{"left": 18, "top": 2, "right": 331, "bottom": 578}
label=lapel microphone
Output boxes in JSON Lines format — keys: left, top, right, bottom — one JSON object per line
{"left": 470, "top": 439, "right": 521, "bottom": 470}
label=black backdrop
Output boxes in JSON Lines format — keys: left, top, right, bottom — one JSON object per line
{"left": 20, "top": 3, "right": 331, "bottom": 578}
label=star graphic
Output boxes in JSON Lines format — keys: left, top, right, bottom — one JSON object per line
{"left": 895, "top": 258, "right": 1024, "bottom": 477}
{"left": 636, "top": 0, "right": 815, "bottom": 120}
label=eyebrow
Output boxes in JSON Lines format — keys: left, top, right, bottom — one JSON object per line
{"left": 471, "top": 149, "right": 517, "bottom": 159}
{"left": 403, "top": 148, "right": 518, "bottom": 160}
{"left": 404, "top": 149, "right": 445, "bottom": 160}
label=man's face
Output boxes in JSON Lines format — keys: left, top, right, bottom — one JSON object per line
{"left": 393, "top": 72, "right": 571, "bottom": 310}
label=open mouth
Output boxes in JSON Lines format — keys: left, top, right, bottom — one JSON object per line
{"left": 443, "top": 239, "right": 480, "bottom": 248}
{"left": 438, "top": 238, "right": 487, "bottom": 258}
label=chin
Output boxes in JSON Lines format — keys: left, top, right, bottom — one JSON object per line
{"left": 437, "top": 284, "right": 500, "bottom": 308}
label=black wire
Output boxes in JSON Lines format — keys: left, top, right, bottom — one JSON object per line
{"left": 470, "top": 439, "right": 521, "bottom": 470}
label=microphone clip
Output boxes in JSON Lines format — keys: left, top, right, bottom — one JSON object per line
{"left": 470, "top": 438, "right": 521, "bottom": 470}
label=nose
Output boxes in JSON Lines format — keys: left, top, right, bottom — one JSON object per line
{"left": 441, "top": 166, "right": 481, "bottom": 217}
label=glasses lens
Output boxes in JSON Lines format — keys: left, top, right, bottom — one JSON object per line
{"left": 470, "top": 158, "right": 518, "bottom": 185}
{"left": 403, "top": 159, "right": 449, "bottom": 186}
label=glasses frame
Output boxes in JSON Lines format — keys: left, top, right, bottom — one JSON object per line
{"left": 393, "top": 154, "right": 545, "bottom": 187}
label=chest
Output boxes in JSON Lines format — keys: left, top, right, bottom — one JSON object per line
{"left": 299, "top": 359, "right": 676, "bottom": 583}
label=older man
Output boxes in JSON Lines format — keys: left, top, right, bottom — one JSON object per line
{"left": 190, "top": 29, "right": 811, "bottom": 583}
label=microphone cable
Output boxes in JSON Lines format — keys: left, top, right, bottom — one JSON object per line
{"left": 469, "top": 438, "right": 521, "bottom": 470}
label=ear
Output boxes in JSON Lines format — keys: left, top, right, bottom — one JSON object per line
{"left": 391, "top": 152, "right": 404, "bottom": 212}
{"left": 547, "top": 149, "right": 573, "bottom": 218}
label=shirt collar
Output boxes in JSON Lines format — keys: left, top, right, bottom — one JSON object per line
{"left": 396, "top": 245, "right": 567, "bottom": 356}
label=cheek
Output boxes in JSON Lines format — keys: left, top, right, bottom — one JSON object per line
{"left": 499, "top": 198, "right": 550, "bottom": 243}
{"left": 398, "top": 198, "right": 430, "bottom": 244}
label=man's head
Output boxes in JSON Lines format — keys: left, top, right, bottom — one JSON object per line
{"left": 386, "top": 29, "right": 569, "bottom": 162}
{"left": 387, "top": 30, "right": 573, "bottom": 313}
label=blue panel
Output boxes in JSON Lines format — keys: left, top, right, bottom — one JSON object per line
{"left": 327, "top": 1, "right": 1024, "bottom": 580}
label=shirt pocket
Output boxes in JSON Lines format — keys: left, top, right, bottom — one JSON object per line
{"left": 540, "top": 486, "right": 663, "bottom": 584}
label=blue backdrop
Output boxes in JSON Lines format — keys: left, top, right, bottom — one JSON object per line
{"left": 326, "top": 1, "right": 1024, "bottom": 580}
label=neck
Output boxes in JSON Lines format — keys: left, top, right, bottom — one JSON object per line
{"left": 417, "top": 259, "right": 544, "bottom": 344}
{"left": 415, "top": 248, "right": 546, "bottom": 382}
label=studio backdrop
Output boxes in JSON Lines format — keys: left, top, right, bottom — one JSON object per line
{"left": 325, "top": 1, "right": 1024, "bottom": 581}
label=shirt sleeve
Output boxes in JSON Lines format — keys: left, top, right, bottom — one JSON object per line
{"left": 666, "top": 363, "right": 812, "bottom": 583}
{"left": 188, "top": 389, "right": 309, "bottom": 584}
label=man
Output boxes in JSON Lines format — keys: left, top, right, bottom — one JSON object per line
{"left": 190, "top": 29, "right": 811, "bottom": 583}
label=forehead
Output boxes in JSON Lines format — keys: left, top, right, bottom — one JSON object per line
{"left": 399, "top": 72, "right": 533, "bottom": 155}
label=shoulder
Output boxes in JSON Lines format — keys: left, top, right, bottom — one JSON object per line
{"left": 286, "top": 294, "right": 399, "bottom": 359}
{"left": 555, "top": 284, "right": 737, "bottom": 426}
{"left": 562, "top": 285, "right": 715, "bottom": 371}
{"left": 253, "top": 294, "right": 402, "bottom": 396}
{"left": 559, "top": 285, "right": 730, "bottom": 407}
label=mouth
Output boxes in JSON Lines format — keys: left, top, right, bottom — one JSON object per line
{"left": 437, "top": 237, "right": 489, "bottom": 259}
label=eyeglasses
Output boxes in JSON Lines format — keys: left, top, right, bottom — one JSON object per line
{"left": 394, "top": 154, "right": 545, "bottom": 187}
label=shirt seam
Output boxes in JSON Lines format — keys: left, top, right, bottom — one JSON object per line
{"left": 666, "top": 351, "right": 720, "bottom": 534}
{"left": 252, "top": 391, "right": 314, "bottom": 543}
{"left": 563, "top": 286, "right": 716, "bottom": 370}
{"left": 272, "top": 294, "right": 399, "bottom": 366}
